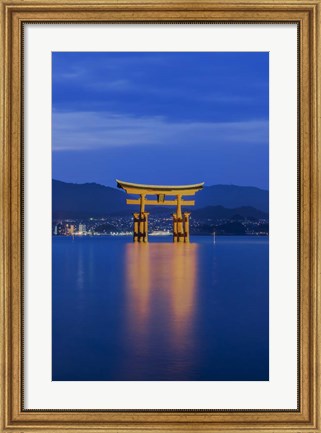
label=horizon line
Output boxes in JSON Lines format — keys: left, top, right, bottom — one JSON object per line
{"left": 52, "top": 178, "right": 269, "bottom": 192}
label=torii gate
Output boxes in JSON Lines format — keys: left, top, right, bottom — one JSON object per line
{"left": 116, "top": 180, "right": 204, "bottom": 243}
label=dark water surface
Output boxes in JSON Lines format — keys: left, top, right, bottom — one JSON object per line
{"left": 52, "top": 236, "right": 269, "bottom": 381}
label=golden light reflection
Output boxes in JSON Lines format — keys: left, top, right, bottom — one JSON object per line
{"left": 125, "top": 243, "right": 151, "bottom": 328}
{"left": 125, "top": 243, "right": 199, "bottom": 362}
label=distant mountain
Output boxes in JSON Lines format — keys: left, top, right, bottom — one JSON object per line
{"left": 52, "top": 179, "right": 269, "bottom": 219}
{"left": 195, "top": 185, "right": 268, "bottom": 212}
{"left": 193, "top": 205, "right": 268, "bottom": 220}
{"left": 52, "top": 180, "right": 127, "bottom": 219}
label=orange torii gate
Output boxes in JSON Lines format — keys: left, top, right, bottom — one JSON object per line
{"left": 116, "top": 180, "right": 204, "bottom": 243}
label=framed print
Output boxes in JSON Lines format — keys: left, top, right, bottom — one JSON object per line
{"left": 0, "top": 0, "right": 320, "bottom": 432}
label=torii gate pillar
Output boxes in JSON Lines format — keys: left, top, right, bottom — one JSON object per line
{"left": 133, "top": 212, "right": 149, "bottom": 243}
{"left": 173, "top": 211, "right": 191, "bottom": 243}
{"left": 133, "top": 194, "right": 149, "bottom": 243}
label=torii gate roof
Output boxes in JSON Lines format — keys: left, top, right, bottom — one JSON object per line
{"left": 116, "top": 180, "right": 204, "bottom": 195}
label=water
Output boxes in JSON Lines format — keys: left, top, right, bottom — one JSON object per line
{"left": 52, "top": 236, "right": 269, "bottom": 381}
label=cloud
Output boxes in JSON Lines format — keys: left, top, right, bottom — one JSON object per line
{"left": 52, "top": 111, "right": 268, "bottom": 152}
{"left": 88, "top": 79, "right": 132, "bottom": 92}
{"left": 198, "top": 94, "right": 255, "bottom": 103}
{"left": 52, "top": 69, "right": 86, "bottom": 82}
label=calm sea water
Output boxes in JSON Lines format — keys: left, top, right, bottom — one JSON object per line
{"left": 52, "top": 236, "right": 269, "bottom": 381}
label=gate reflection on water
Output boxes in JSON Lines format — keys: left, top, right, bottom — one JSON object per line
{"left": 125, "top": 243, "right": 198, "bottom": 377}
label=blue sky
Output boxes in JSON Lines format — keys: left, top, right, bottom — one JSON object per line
{"left": 52, "top": 52, "right": 269, "bottom": 189}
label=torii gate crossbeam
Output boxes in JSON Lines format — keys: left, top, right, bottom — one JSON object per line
{"left": 116, "top": 180, "right": 204, "bottom": 243}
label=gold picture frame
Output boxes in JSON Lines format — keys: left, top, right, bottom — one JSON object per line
{"left": 0, "top": 0, "right": 320, "bottom": 431}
